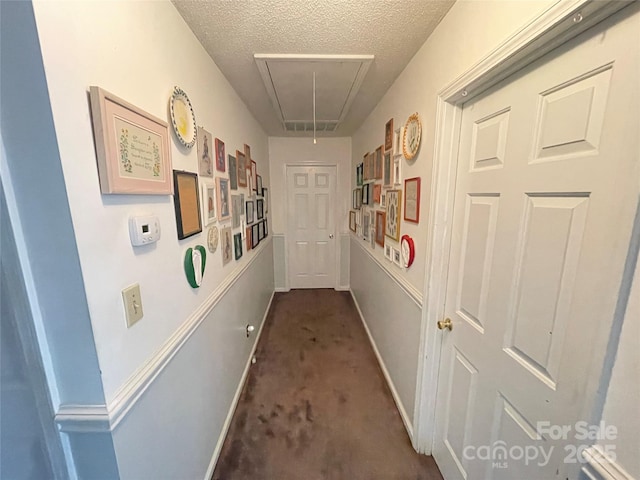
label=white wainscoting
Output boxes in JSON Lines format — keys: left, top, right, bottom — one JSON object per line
{"left": 56, "top": 240, "right": 275, "bottom": 479}
{"left": 349, "top": 237, "right": 422, "bottom": 441}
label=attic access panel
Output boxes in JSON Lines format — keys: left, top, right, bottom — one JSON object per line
{"left": 254, "top": 54, "right": 373, "bottom": 132}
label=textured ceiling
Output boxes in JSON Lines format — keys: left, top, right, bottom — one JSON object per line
{"left": 172, "top": 0, "right": 455, "bottom": 137}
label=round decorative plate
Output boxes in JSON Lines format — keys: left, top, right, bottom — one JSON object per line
{"left": 207, "top": 226, "right": 219, "bottom": 253}
{"left": 170, "top": 86, "right": 196, "bottom": 148}
{"left": 401, "top": 234, "right": 415, "bottom": 268}
{"left": 402, "top": 112, "right": 422, "bottom": 161}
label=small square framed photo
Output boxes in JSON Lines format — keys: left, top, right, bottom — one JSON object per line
{"left": 252, "top": 223, "right": 260, "bottom": 248}
{"left": 216, "top": 177, "right": 231, "bottom": 222}
{"left": 256, "top": 198, "right": 264, "bottom": 220}
{"left": 349, "top": 211, "right": 356, "bottom": 232}
{"left": 392, "top": 247, "right": 402, "bottom": 267}
{"left": 375, "top": 211, "right": 385, "bottom": 247}
{"left": 234, "top": 232, "right": 243, "bottom": 260}
{"left": 246, "top": 199, "right": 255, "bottom": 223}
{"left": 221, "top": 226, "right": 233, "bottom": 265}
{"left": 173, "top": 170, "right": 202, "bottom": 240}
{"left": 215, "top": 138, "right": 226, "bottom": 173}
{"left": 385, "top": 244, "right": 393, "bottom": 261}
{"left": 201, "top": 181, "right": 216, "bottom": 226}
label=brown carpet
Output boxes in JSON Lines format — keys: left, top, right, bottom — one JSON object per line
{"left": 212, "top": 289, "right": 443, "bottom": 480}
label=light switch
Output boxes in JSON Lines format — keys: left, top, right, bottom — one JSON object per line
{"left": 122, "top": 284, "right": 143, "bottom": 327}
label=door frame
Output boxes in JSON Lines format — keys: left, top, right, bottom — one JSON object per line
{"left": 283, "top": 163, "right": 340, "bottom": 290}
{"left": 412, "top": 0, "right": 633, "bottom": 455}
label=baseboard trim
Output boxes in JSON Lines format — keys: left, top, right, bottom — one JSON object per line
{"left": 349, "top": 289, "right": 414, "bottom": 440}
{"left": 275, "top": 287, "right": 290, "bottom": 292}
{"left": 55, "top": 238, "right": 273, "bottom": 432}
{"left": 581, "top": 445, "right": 634, "bottom": 480}
{"left": 204, "top": 290, "right": 275, "bottom": 480}
{"left": 350, "top": 236, "right": 423, "bottom": 307}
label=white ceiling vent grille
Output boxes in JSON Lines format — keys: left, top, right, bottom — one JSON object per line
{"left": 254, "top": 54, "right": 373, "bottom": 134}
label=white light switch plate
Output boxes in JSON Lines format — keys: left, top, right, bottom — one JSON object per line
{"left": 122, "top": 284, "right": 143, "bottom": 327}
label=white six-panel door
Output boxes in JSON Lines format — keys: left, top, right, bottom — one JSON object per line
{"left": 433, "top": 8, "right": 639, "bottom": 480}
{"left": 286, "top": 165, "right": 337, "bottom": 289}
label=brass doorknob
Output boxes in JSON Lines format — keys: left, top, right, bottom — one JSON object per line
{"left": 437, "top": 318, "right": 453, "bottom": 331}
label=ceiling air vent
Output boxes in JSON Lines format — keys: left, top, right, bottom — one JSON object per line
{"left": 284, "top": 121, "right": 339, "bottom": 133}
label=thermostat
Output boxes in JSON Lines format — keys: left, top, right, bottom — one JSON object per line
{"left": 129, "top": 215, "right": 161, "bottom": 246}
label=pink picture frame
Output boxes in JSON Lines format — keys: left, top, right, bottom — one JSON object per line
{"left": 89, "top": 86, "right": 172, "bottom": 194}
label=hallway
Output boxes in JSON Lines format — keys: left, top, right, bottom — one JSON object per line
{"left": 213, "top": 290, "right": 442, "bottom": 480}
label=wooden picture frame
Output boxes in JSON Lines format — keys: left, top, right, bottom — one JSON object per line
{"left": 349, "top": 211, "right": 356, "bottom": 232}
{"left": 197, "top": 127, "right": 213, "bottom": 178}
{"left": 256, "top": 198, "right": 264, "bottom": 220}
{"left": 385, "top": 118, "right": 394, "bottom": 151}
{"left": 385, "top": 189, "right": 401, "bottom": 241}
{"left": 89, "top": 86, "right": 172, "bottom": 194}
{"left": 228, "top": 154, "right": 238, "bottom": 190}
{"left": 353, "top": 188, "right": 362, "bottom": 209}
{"left": 373, "top": 184, "right": 381, "bottom": 204}
{"left": 251, "top": 223, "right": 260, "bottom": 248}
{"left": 216, "top": 177, "right": 231, "bottom": 221}
{"left": 375, "top": 210, "right": 386, "bottom": 247}
{"left": 251, "top": 160, "right": 258, "bottom": 192}
{"left": 215, "top": 138, "right": 226, "bottom": 173}
{"left": 234, "top": 232, "right": 243, "bottom": 260}
{"left": 383, "top": 151, "right": 392, "bottom": 187}
{"left": 173, "top": 170, "right": 202, "bottom": 239}
{"left": 375, "top": 145, "right": 383, "bottom": 179}
{"left": 404, "top": 177, "right": 421, "bottom": 223}
{"left": 201, "top": 181, "right": 216, "bottom": 226}
{"left": 246, "top": 227, "right": 252, "bottom": 251}
{"left": 236, "top": 150, "right": 247, "bottom": 187}
{"left": 221, "top": 226, "right": 233, "bottom": 265}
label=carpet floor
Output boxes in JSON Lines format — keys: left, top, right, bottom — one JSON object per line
{"left": 212, "top": 289, "right": 443, "bottom": 480}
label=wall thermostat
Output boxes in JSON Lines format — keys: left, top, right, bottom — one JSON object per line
{"left": 129, "top": 215, "right": 161, "bottom": 246}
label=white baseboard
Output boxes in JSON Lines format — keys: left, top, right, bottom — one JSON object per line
{"left": 274, "top": 287, "right": 290, "bottom": 292}
{"left": 204, "top": 290, "right": 275, "bottom": 480}
{"left": 349, "top": 289, "right": 414, "bottom": 440}
{"left": 335, "top": 285, "right": 350, "bottom": 291}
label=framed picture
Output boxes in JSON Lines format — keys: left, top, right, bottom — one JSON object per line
{"left": 251, "top": 223, "right": 260, "bottom": 248}
{"left": 404, "top": 177, "right": 421, "bottom": 223}
{"left": 251, "top": 160, "right": 257, "bottom": 192}
{"left": 258, "top": 220, "right": 265, "bottom": 241}
{"left": 370, "top": 228, "right": 376, "bottom": 248}
{"left": 363, "top": 153, "right": 369, "bottom": 181}
{"left": 381, "top": 193, "right": 386, "bottom": 208}
{"left": 228, "top": 155, "right": 238, "bottom": 190}
{"left": 256, "top": 175, "right": 263, "bottom": 196}
{"left": 352, "top": 188, "right": 362, "bottom": 209}
{"left": 373, "top": 184, "right": 381, "bottom": 204}
{"left": 383, "top": 151, "right": 392, "bottom": 187}
{"left": 394, "top": 156, "right": 402, "bottom": 186}
{"left": 385, "top": 244, "right": 393, "bottom": 261}
{"left": 362, "top": 183, "right": 370, "bottom": 205}
{"left": 392, "top": 247, "right": 402, "bottom": 267}
{"left": 246, "top": 200, "right": 255, "bottom": 223}
{"left": 374, "top": 145, "right": 383, "bottom": 179}
{"left": 89, "top": 86, "right": 172, "bottom": 195}
{"left": 201, "top": 182, "right": 216, "bottom": 225}
{"left": 356, "top": 163, "right": 363, "bottom": 186}
{"left": 245, "top": 144, "right": 252, "bottom": 163}
{"left": 216, "top": 177, "right": 231, "bottom": 221}
{"left": 385, "top": 118, "right": 394, "bottom": 152}
{"left": 231, "top": 194, "right": 242, "bottom": 228}
{"left": 349, "top": 211, "right": 356, "bottom": 232}
{"left": 236, "top": 150, "right": 247, "bottom": 187}
{"left": 375, "top": 211, "right": 385, "bottom": 247}
{"left": 393, "top": 128, "right": 402, "bottom": 156}
{"left": 234, "top": 232, "right": 243, "bottom": 260}
{"left": 256, "top": 198, "right": 264, "bottom": 220}
{"left": 197, "top": 127, "right": 213, "bottom": 177}
{"left": 385, "top": 189, "right": 401, "bottom": 241}
{"left": 221, "top": 226, "right": 233, "bottom": 265}
{"left": 263, "top": 188, "right": 269, "bottom": 213}
{"left": 363, "top": 213, "right": 370, "bottom": 241}
{"left": 264, "top": 219, "right": 268, "bottom": 237}
{"left": 215, "top": 138, "right": 226, "bottom": 173}
{"left": 173, "top": 170, "right": 202, "bottom": 240}
{"left": 246, "top": 227, "right": 252, "bottom": 251}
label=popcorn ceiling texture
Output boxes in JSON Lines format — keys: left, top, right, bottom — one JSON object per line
{"left": 172, "top": 0, "right": 454, "bottom": 136}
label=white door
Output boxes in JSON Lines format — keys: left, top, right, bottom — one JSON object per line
{"left": 286, "top": 165, "right": 336, "bottom": 288}
{"left": 434, "top": 9, "right": 639, "bottom": 480}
